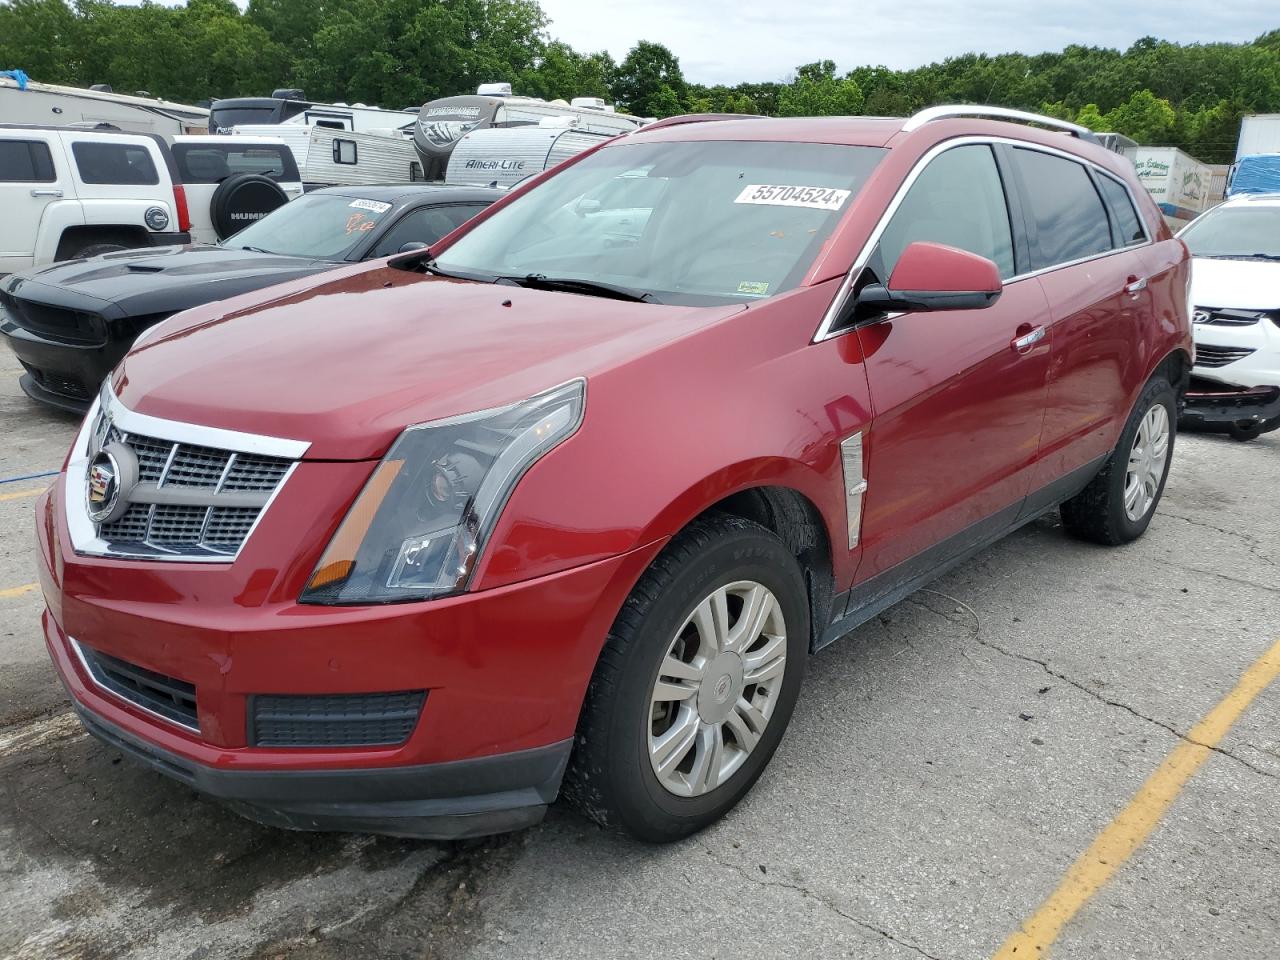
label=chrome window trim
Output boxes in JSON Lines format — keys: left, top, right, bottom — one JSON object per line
{"left": 812, "top": 135, "right": 1155, "bottom": 343}
{"left": 70, "top": 638, "right": 201, "bottom": 734}
{"left": 902, "top": 105, "right": 1093, "bottom": 138}
{"left": 65, "top": 384, "right": 310, "bottom": 564}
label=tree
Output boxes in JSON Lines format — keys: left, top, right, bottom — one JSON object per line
{"left": 777, "top": 60, "right": 864, "bottom": 116}
{"left": 1104, "top": 89, "right": 1177, "bottom": 144}
{"left": 0, "top": 0, "right": 80, "bottom": 84}
{"left": 613, "top": 41, "right": 685, "bottom": 117}
{"left": 519, "top": 41, "right": 613, "bottom": 101}
{"left": 1075, "top": 103, "right": 1107, "bottom": 131}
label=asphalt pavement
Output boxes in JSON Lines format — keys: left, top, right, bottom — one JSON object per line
{"left": 1, "top": 345, "right": 1277, "bottom": 960}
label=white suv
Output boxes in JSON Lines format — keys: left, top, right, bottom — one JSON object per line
{"left": 170, "top": 135, "right": 303, "bottom": 244}
{"left": 1178, "top": 193, "right": 1280, "bottom": 440}
{"left": 0, "top": 125, "right": 190, "bottom": 274}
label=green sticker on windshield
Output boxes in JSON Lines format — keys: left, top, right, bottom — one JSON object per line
{"left": 738, "top": 281, "right": 770, "bottom": 296}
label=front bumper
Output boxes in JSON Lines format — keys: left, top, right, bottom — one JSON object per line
{"left": 1180, "top": 377, "right": 1280, "bottom": 433}
{"left": 1, "top": 307, "right": 133, "bottom": 414}
{"left": 37, "top": 475, "right": 664, "bottom": 838}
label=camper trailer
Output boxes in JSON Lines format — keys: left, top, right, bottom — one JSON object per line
{"left": 210, "top": 91, "right": 417, "bottom": 136}
{"left": 445, "top": 122, "right": 614, "bottom": 188}
{"left": 231, "top": 123, "right": 422, "bottom": 190}
{"left": 414, "top": 83, "right": 643, "bottom": 180}
{"left": 0, "top": 74, "right": 208, "bottom": 139}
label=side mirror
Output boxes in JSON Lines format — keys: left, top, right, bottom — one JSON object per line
{"left": 397, "top": 241, "right": 429, "bottom": 253}
{"left": 574, "top": 197, "right": 602, "bottom": 216}
{"left": 858, "top": 241, "right": 1003, "bottom": 313}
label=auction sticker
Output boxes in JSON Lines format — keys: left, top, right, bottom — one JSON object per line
{"left": 734, "top": 184, "right": 850, "bottom": 210}
{"left": 349, "top": 199, "right": 392, "bottom": 214}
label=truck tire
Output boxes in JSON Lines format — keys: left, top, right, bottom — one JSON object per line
{"left": 563, "top": 514, "right": 809, "bottom": 843}
{"left": 1060, "top": 375, "right": 1177, "bottom": 545}
{"left": 70, "top": 243, "right": 128, "bottom": 259}
{"left": 210, "top": 174, "right": 289, "bottom": 240}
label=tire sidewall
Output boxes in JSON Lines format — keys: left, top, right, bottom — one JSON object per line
{"left": 603, "top": 526, "right": 809, "bottom": 839}
{"left": 1109, "top": 378, "right": 1177, "bottom": 539}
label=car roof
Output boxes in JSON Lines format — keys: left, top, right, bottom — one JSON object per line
{"left": 627, "top": 116, "right": 908, "bottom": 148}
{"left": 308, "top": 183, "right": 505, "bottom": 204}
{"left": 1222, "top": 192, "right": 1280, "bottom": 207}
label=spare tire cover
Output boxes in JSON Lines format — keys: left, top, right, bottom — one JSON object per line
{"left": 210, "top": 173, "right": 289, "bottom": 240}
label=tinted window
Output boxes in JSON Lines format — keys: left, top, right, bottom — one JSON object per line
{"left": 370, "top": 203, "right": 491, "bottom": 258}
{"left": 1180, "top": 205, "right": 1280, "bottom": 258}
{"left": 878, "top": 144, "right": 1015, "bottom": 279}
{"left": 71, "top": 141, "right": 159, "bottom": 185}
{"left": 1096, "top": 175, "right": 1146, "bottom": 246}
{"left": 172, "top": 143, "right": 300, "bottom": 183}
{"left": 436, "top": 140, "right": 886, "bottom": 307}
{"left": 224, "top": 193, "right": 394, "bottom": 259}
{"left": 0, "top": 140, "right": 55, "bottom": 182}
{"left": 1014, "top": 149, "right": 1112, "bottom": 269}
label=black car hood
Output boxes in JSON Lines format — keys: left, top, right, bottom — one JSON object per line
{"left": 3, "top": 245, "right": 338, "bottom": 322}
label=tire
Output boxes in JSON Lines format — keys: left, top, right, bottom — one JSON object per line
{"left": 1228, "top": 421, "right": 1264, "bottom": 442}
{"left": 63, "top": 242, "right": 128, "bottom": 260}
{"left": 210, "top": 173, "right": 288, "bottom": 240}
{"left": 1061, "top": 375, "right": 1176, "bottom": 545}
{"left": 563, "top": 514, "right": 809, "bottom": 843}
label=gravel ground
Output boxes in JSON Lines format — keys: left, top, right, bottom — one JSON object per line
{"left": 1, "top": 345, "right": 1277, "bottom": 960}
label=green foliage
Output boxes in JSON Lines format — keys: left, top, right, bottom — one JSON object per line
{"left": 0, "top": 2, "right": 1277, "bottom": 160}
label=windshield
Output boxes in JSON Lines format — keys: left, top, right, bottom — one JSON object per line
{"left": 434, "top": 140, "right": 886, "bottom": 306}
{"left": 1180, "top": 206, "right": 1280, "bottom": 259}
{"left": 224, "top": 194, "right": 392, "bottom": 259}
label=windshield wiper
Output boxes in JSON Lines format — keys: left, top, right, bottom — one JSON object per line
{"left": 239, "top": 245, "right": 276, "bottom": 254}
{"left": 1201, "top": 252, "right": 1280, "bottom": 261}
{"left": 496, "top": 273, "right": 660, "bottom": 303}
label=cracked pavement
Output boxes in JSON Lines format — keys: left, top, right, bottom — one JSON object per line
{"left": 1, "top": 344, "right": 1278, "bottom": 960}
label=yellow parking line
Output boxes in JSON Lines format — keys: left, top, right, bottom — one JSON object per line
{"left": 993, "top": 635, "right": 1280, "bottom": 959}
{"left": 0, "top": 583, "right": 39, "bottom": 599}
{"left": 0, "top": 486, "right": 48, "bottom": 503}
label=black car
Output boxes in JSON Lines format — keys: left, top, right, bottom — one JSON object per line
{"left": 0, "top": 184, "right": 501, "bottom": 412}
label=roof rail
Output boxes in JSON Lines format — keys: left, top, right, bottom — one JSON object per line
{"left": 902, "top": 105, "right": 1096, "bottom": 140}
{"left": 633, "top": 113, "right": 765, "bottom": 134}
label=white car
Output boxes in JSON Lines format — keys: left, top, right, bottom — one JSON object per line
{"left": 1178, "top": 193, "right": 1280, "bottom": 441}
{"left": 170, "top": 135, "right": 303, "bottom": 244}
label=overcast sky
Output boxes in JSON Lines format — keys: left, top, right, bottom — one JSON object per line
{"left": 537, "top": 0, "right": 1276, "bottom": 85}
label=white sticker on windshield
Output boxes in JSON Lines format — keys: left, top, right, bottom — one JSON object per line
{"left": 734, "top": 184, "right": 850, "bottom": 211}
{"left": 349, "top": 199, "right": 392, "bottom": 214}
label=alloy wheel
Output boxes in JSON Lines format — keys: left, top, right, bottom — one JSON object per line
{"left": 1124, "top": 403, "right": 1170, "bottom": 521}
{"left": 647, "top": 580, "right": 788, "bottom": 797}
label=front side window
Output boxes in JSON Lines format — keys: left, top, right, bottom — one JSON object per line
{"left": 71, "top": 141, "right": 159, "bottom": 185}
{"left": 1014, "top": 148, "right": 1113, "bottom": 269}
{"left": 1096, "top": 174, "right": 1147, "bottom": 246}
{"left": 371, "top": 203, "right": 490, "bottom": 258}
{"left": 1179, "top": 205, "right": 1280, "bottom": 260}
{"left": 0, "top": 139, "right": 55, "bottom": 182}
{"left": 434, "top": 140, "right": 886, "bottom": 306}
{"left": 225, "top": 193, "right": 394, "bottom": 259}
{"left": 876, "top": 144, "right": 1016, "bottom": 279}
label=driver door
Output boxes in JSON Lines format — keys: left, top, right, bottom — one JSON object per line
{"left": 852, "top": 142, "right": 1053, "bottom": 583}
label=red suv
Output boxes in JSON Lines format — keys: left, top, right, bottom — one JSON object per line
{"left": 36, "top": 106, "right": 1191, "bottom": 843}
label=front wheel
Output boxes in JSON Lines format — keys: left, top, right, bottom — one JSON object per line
{"left": 1061, "top": 376, "right": 1176, "bottom": 545}
{"left": 564, "top": 515, "right": 809, "bottom": 842}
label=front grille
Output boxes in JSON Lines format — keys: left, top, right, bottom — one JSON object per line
{"left": 92, "top": 419, "right": 293, "bottom": 558}
{"left": 25, "top": 364, "right": 93, "bottom": 400}
{"left": 1193, "top": 307, "right": 1267, "bottom": 328}
{"left": 249, "top": 691, "right": 426, "bottom": 747}
{"left": 0, "top": 290, "right": 104, "bottom": 345}
{"left": 1195, "top": 344, "right": 1256, "bottom": 368}
{"left": 77, "top": 643, "right": 199, "bottom": 731}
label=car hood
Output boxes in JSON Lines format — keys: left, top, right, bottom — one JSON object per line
{"left": 115, "top": 262, "right": 744, "bottom": 460}
{"left": 9, "top": 245, "right": 334, "bottom": 320}
{"left": 1189, "top": 256, "right": 1280, "bottom": 310}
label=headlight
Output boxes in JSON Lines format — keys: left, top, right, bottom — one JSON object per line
{"left": 301, "top": 379, "right": 585, "bottom": 605}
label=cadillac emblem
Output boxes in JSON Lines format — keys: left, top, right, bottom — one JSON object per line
{"left": 86, "top": 450, "right": 122, "bottom": 523}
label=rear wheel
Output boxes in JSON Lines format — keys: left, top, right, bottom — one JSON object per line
{"left": 1061, "top": 376, "right": 1176, "bottom": 545}
{"left": 564, "top": 515, "right": 809, "bottom": 842}
{"left": 61, "top": 241, "right": 127, "bottom": 260}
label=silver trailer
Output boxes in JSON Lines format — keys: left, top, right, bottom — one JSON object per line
{"left": 445, "top": 124, "right": 612, "bottom": 188}
{"left": 0, "top": 75, "right": 208, "bottom": 139}
{"left": 415, "top": 84, "right": 643, "bottom": 180}
{"left": 210, "top": 91, "right": 417, "bottom": 136}
{"left": 232, "top": 123, "right": 422, "bottom": 190}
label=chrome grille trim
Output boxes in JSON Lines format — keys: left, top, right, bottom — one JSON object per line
{"left": 65, "top": 385, "right": 310, "bottom": 563}
{"left": 839, "top": 431, "right": 869, "bottom": 549}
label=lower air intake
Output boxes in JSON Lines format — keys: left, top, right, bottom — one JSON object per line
{"left": 249, "top": 691, "right": 426, "bottom": 747}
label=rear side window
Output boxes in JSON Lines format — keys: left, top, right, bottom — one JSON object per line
{"left": 877, "top": 144, "right": 1016, "bottom": 279}
{"left": 1014, "top": 149, "right": 1113, "bottom": 269}
{"left": 71, "top": 141, "right": 159, "bottom": 185}
{"left": 1096, "top": 174, "right": 1147, "bottom": 246}
{"left": 0, "top": 140, "right": 55, "bottom": 182}
{"left": 172, "top": 144, "right": 300, "bottom": 184}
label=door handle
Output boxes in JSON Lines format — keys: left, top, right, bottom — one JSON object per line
{"left": 1011, "top": 325, "right": 1046, "bottom": 352}
{"left": 1125, "top": 275, "right": 1148, "bottom": 295}
{"left": 29, "top": 189, "right": 63, "bottom": 198}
